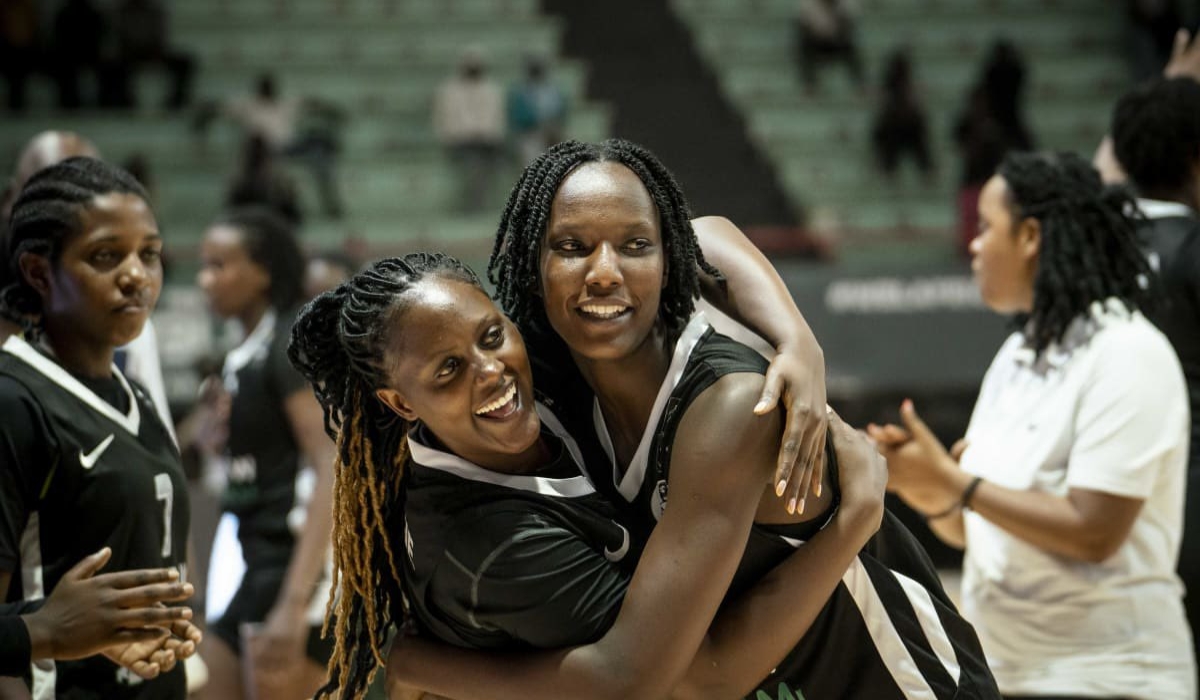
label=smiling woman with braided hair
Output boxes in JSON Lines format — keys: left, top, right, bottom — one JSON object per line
{"left": 287, "top": 251, "right": 898, "bottom": 700}
{"left": 874, "top": 151, "right": 1194, "bottom": 700}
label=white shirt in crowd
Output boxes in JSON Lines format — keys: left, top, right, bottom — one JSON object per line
{"left": 959, "top": 299, "right": 1195, "bottom": 699}
{"left": 432, "top": 76, "right": 505, "bottom": 146}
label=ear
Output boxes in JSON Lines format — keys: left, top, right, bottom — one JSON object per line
{"left": 17, "top": 252, "right": 53, "bottom": 301}
{"left": 1016, "top": 216, "right": 1041, "bottom": 262}
{"left": 375, "top": 387, "right": 418, "bottom": 422}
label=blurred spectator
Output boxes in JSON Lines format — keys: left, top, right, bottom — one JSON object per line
{"left": 196, "top": 73, "right": 346, "bottom": 218}
{"left": 226, "top": 134, "right": 303, "bottom": 227}
{"left": 433, "top": 48, "right": 505, "bottom": 213}
{"left": 981, "top": 39, "right": 1033, "bottom": 150}
{"left": 111, "top": 0, "right": 195, "bottom": 111}
{"left": 795, "top": 0, "right": 865, "bottom": 95}
{"left": 0, "top": 0, "right": 39, "bottom": 111}
{"left": 507, "top": 56, "right": 569, "bottom": 164}
{"left": 870, "top": 48, "right": 933, "bottom": 181}
{"left": 49, "top": 0, "right": 112, "bottom": 109}
{"left": 1, "top": 131, "right": 99, "bottom": 224}
{"left": 952, "top": 42, "right": 1034, "bottom": 256}
{"left": 122, "top": 152, "right": 156, "bottom": 202}
{"left": 1126, "top": 0, "right": 1183, "bottom": 81}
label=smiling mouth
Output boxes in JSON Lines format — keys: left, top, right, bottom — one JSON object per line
{"left": 577, "top": 303, "right": 631, "bottom": 320}
{"left": 475, "top": 382, "right": 520, "bottom": 419}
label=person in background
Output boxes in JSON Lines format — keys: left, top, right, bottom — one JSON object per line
{"left": 874, "top": 151, "right": 1195, "bottom": 700}
{"left": 507, "top": 56, "right": 569, "bottom": 164}
{"left": 1107, "top": 31, "right": 1200, "bottom": 666}
{"left": 194, "top": 207, "right": 334, "bottom": 700}
{"left": 226, "top": 134, "right": 303, "bottom": 228}
{"left": 111, "top": 0, "right": 194, "bottom": 111}
{"left": 795, "top": 0, "right": 865, "bottom": 95}
{"left": 0, "top": 157, "right": 195, "bottom": 699}
{"left": 432, "top": 47, "right": 505, "bottom": 213}
{"left": 871, "top": 47, "right": 933, "bottom": 182}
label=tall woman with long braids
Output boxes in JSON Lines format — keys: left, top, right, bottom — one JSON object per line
{"left": 289, "top": 251, "right": 888, "bottom": 700}
{"left": 193, "top": 207, "right": 335, "bottom": 700}
{"left": 872, "top": 152, "right": 1195, "bottom": 699}
{"left": 0, "top": 157, "right": 197, "bottom": 699}
{"left": 387, "top": 139, "right": 999, "bottom": 699}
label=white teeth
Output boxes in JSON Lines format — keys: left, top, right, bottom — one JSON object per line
{"left": 580, "top": 304, "right": 627, "bottom": 319}
{"left": 476, "top": 383, "right": 517, "bottom": 415}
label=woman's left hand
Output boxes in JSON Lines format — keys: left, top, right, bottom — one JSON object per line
{"left": 248, "top": 602, "right": 308, "bottom": 689}
{"left": 757, "top": 340, "right": 828, "bottom": 515}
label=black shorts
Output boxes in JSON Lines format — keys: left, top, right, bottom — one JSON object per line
{"left": 208, "top": 565, "right": 333, "bottom": 664}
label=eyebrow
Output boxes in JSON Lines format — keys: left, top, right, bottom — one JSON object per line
{"left": 85, "top": 232, "right": 163, "bottom": 244}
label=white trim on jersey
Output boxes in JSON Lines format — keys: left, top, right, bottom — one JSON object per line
{"left": 409, "top": 402, "right": 598, "bottom": 499}
{"left": 2, "top": 335, "right": 141, "bottom": 436}
{"left": 842, "top": 559, "right": 961, "bottom": 699}
{"left": 221, "top": 308, "right": 277, "bottom": 395}
{"left": 592, "top": 312, "right": 711, "bottom": 502}
{"left": 20, "top": 513, "right": 55, "bottom": 700}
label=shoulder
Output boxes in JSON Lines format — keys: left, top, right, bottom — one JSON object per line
{"left": 674, "top": 371, "right": 778, "bottom": 475}
{"left": 438, "top": 504, "right": 585, "bottom": 577}
{"left": 1091, "top": 308, "right": 1179, "bottom": 366}
{"left": 0, "top": 371, "right": 46, "bottom": 422}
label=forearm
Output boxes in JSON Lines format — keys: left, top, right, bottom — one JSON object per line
{"left": 968, "top": 480, "right": 1126, "bottom": 562}
{"left": 673, "top": 507, "right": 872, "bottom": 700}
{"left": 926, "top": 511, "right": 966, "bottom": 549}
{"left": 693, "top": 216, "right": 819, "bottom": 351}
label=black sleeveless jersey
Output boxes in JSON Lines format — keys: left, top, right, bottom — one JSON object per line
{"left": 221, "top": 309, "right": 309, "bottom": 568}
{"left": 0, "top": 336, "right": 189, "bottom": 699}
{"left": 583, "top": 313, "right": 999, "bottom": 700}
{"left": 399, "top": 404, "right": 632, "bottom": 651}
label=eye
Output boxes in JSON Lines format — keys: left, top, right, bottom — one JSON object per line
{"left": 624, "top": 238, "right": 652, "bottom": 252}
{"left": 482, "top": 325, "right": 504, "bottom": 348}
{"left": 141, "top": 248, "right": 163, "bottom": 263}
{"left": 90, "top": 249, "right": 119, "bottom": 266}
{"left": 552, "top": 239, "right": 585, "bottom": 254}
{"left": 436, "top": 358, "right": 460, "bottom": 379}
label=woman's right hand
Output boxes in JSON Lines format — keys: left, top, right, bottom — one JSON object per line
{"left": 828, "top": 409, "right": 887, "bottom": 539}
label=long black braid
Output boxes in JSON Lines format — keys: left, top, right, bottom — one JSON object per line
{"left": 998, "top": 151, "right": 1152, "bottom": 355}
{"left": 1, "top": 157, "right": 148, "bottom": 330}
{"left": 487, "top": 139, "right": 723, "bottom": 348}
{"left": 287, "top": 252, "right": 481, "bottom": 700}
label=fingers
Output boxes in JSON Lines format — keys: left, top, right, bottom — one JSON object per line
{"left": 63, "top": 548, "right": 113, "bottom": 581}
{"left": 115, "top": 604, "right": 193, "bottom": 627}
{"left": 949, "top": 438, "right": 969, "bottom": 462}
{"left": 899, "top": 399, "right": 939, "bottom": 447}
{"left": 754, "top": 367, "right": 784, "bottom": 415}
{"left": 773, "top": 411, "right": 803, "bottom": 504}
{"left": 125, "top": 659, "right": 161, "bottom": 681}
{"left": 150, "top": 646, "right": 177, "bottom": 674}
{"left": 109, "top": 580, "right": 193, "bottom": 608}
{"left": 1172, "top": 28, "right": 1191, "bottom": 64}
{"left": 93, "top": 567, "right": 180, "bottom": 591}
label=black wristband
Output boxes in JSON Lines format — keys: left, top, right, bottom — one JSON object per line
{"left": 961, "top": 476, "right": 984, "bottom": 510}
{"left": 923, "top": 500, "right": 961, "bottom": 523}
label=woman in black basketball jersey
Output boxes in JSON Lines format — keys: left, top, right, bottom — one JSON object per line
{"left": 288, "top": 252, "right": 888, "bottom": 700}
{"left": 193, "top": 208, "right": 335, "bottom": 700}
{"left": 389, "top": 140, "right": 1000, "bottom": 700}
{"left": 0, "top": 157, "right": 197, "bottom": 699}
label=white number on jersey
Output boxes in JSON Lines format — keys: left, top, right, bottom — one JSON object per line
{"left": 154, "top": 473, "right": 173, "bottom": 558}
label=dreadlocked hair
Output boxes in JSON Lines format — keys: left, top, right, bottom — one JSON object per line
{"left": 487, "top": 139, "right": 723, "bottom": 347}
{"left": 997, "top": 151, "right": 1151, "bottom": 355}
{"left": 1, "top": 157, "right": 148, "bottom": 329}
{"left": 212, "top": 206, "right": 306, "bottom": 312}
{"left": 1111, "top": 77, "right": 1200, "bottom": 196}
{"left": 287, "top": 252, "right": 482, "bottom": 700}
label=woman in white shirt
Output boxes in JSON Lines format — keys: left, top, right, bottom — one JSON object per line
{"left": 872, "top": 151, "right": 1196, "bottom": 700}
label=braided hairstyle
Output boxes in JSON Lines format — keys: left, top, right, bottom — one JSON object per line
{"left": 1, "top": 157, "right": 149, "bottom": 330}
{"left": 997, "top": 151, "right": 1151, "bottom": 354}
{"left": 1111, "top": 77, "right": 1200, "bottom": 197}
{"left": 487, "top": 139, "right": 722, "bottom": 347}
{"left": 287, "top": 252, "right": 482, "bottom": 700}
{"left": 211, "top": 206, "right": 306, "bottom": 312}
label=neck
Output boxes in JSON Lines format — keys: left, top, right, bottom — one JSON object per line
{"left": 574, "top": 328, "right": 672, "bottom": 459}
{"left": 1141, "top": 184, "right": 1199, "bottom": 212}
{"left": 459, "top": 434, "right": 553, "bottom": 476}
{"left": 237, "top": 299, "right": 271, "bottom": 336}
{"left": 40, "top": 320, "right": 114, "bottom": 378}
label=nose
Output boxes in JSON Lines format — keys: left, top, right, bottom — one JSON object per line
{"left": 474, "top": 350, "right": 505, "bottom": 385}
{"left": 118, "top": 255, "right": 149, "bottom": 293}
{"left": 584, "top": 243, "right": 623, "bottom": 290}
{"left": 968, "top": 235, "right": 983, "bottom": 257}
